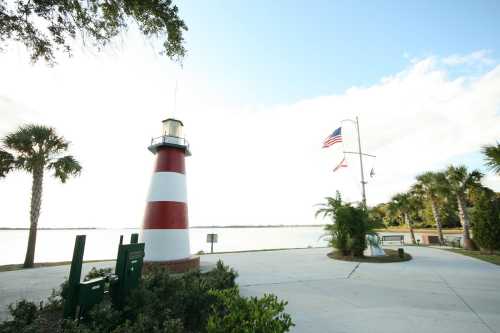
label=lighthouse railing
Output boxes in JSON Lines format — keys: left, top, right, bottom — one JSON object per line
{"left": 150, "top": 135, "right": 189, "bottom": 149}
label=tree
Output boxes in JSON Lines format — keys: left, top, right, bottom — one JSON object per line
{"left": 414, "top": 171, "right": 448, "bottom": 245}
{"left": 367, "top": 203, "right": 387, "bottom": 227}
{"left": 384, "top": 201, "right": 403, "bottom": 227}
{"left": 420, "top": 194, "right": 460, "bottom": 228}
{"left": 1, "top": 125, "right": 81, "bottom": 267}
{"left": 0, "top": 149, "right": 15, "bottom": 177}
{"left": 316, "top": 192, "right": 376, "bottom": 257}
{"left": 314, "top": 191, "right": 343, "bottom": 221}
{"left": 482, "top": 143, "right": 500, "bottom": 175}
{"left": 315, "top": 192, "right": 349, "bottom": 255}
{"left": 0, "top": 0, "right": 187, "bottom": 64}
{"left": 471, "top": 190, "right": 500, "bottom": 253}
{"left": 445, "top": 165, "right": 483, "bottom": 250}
{"left": 388, "top": 192, "right": 418, "bottom": 245}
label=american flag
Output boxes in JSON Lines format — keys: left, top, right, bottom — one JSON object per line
{"left": 322, "top": 127, "right": 342, "bottom": 148}
{"left": 333, "top": 157, "right": 348, "bottom": 172}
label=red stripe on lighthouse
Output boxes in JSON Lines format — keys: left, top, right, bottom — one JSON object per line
{"left": 143, "top": 201, "right": 188, "bottom": 229}
{"left": 154, "top": 147, "right": 186, "bottom": 174}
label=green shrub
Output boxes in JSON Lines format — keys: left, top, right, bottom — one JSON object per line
{"left": 203, "top": 260, "right": 238, "bottom": 290}
{"left": 472, "top": 192, "right": 500, "bottom": 252}
{"left": 0, "top": 260, "right": 290, "bottom": 333}
{"left": 323, "top": 202, "right": 373, "bottom": 257}
{"left": 207, "top": 288, "right": 294, "bottom": 333}
{"left": 0, "top": 293, "right": 68, "bottom": 333}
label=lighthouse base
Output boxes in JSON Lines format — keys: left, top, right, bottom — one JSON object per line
{"left": 143, "top": 256, "right": 200, "bottom": 273}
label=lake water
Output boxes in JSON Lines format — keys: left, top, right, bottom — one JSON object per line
{"left": 0, "top": 228, "right": 462, "bottom": 265}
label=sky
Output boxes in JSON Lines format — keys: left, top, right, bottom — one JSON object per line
{"left": 0, "top": 0, "right": 499, "bottom": 228}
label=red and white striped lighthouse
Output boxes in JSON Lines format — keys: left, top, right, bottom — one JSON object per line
{"left": 141, "top": 118, "right": 199, "bottom": 271}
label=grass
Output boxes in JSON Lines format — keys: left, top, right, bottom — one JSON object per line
{"left": 328, "top": 248, "right": 412, "bottom": 263}
{"left": 0, "top": 259, "right": 114, "bottom": 272}
{"left": 442, "top": 248, "right": 500, "bottom": 266}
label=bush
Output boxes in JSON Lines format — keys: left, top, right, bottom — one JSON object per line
{"left": 324, "top": 201, "right": 373, "bottom": 257}
{"left": 0, "top": 260, "right": 292, "bottom": 333}
{"left": 472, "top": 192, "right": 500, "bottom": 252}
{"left": 207, "top": 288, "right": 294, "bottom": 333}
{"left": 0, "top": 293, "right": 68, "bottom": 333}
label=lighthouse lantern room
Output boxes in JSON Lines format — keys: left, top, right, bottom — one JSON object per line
{"left": 148, "top": 118, "right": 191, "bottom": 155}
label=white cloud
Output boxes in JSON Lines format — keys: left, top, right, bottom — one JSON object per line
{"left": 442, "top": 50, "right": 495, "bottom": 66}
{"left": 483, "top": 174, "right": 500, "bottom": 192}
{"left": 0, "top": 45, "right": 499, "bottom": 229}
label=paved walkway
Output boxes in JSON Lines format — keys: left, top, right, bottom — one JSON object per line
{"left": 1, "top": 246, "right": 500, "bottom": 332}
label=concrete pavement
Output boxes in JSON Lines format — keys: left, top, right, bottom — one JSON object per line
{"left": 1, "top": 247, "right": 500, "bottom": 333}
{"left": 203, "top": 247, "right": 500, "bottom": 333}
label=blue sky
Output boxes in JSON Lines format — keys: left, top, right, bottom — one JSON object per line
{"left": 179, "top": 0, "right": 500, "bottom": 105}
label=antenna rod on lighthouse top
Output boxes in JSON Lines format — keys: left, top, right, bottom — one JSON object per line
{"left": 356, "top": 116, "right": 367, "bottom": 209}
{"left": 173, "top": 80, "right": 178, "bottom": 116}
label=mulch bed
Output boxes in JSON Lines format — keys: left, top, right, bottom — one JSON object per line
{"left": 328, "top": 249, "right": 412, "bottom": 263}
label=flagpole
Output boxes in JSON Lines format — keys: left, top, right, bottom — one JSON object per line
{"left": 355, "top": 116, "right": 367, "bottom": 208}
{"left": 339, "top": 117, "right": 375, "bottom": 208}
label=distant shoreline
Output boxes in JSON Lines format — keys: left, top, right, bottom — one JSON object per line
{"left": 0, "top": 226, "right": 464, "bottom": 233}
{"left": 0, "top": 227, "right": 99, "bottom": 230}
{"left": 0, "top": 225, "right": 327, "bottom": 230}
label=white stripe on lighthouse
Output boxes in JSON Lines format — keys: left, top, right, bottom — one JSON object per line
{"left": 147, "top": 172, "right": 187, "bottom": 203}
{"left": 141, "top": 229, "right": 191, "bottom": 261}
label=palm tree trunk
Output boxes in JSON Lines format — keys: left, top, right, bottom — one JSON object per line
{"left": 23, "top": 166, "right": 44, "bottom": 268}
{"left": 430, "top": 198, "right": 445, "bottom": 245}
{"left": 456, "top": 194, "right": 474, "bottom": 250}
{"left": 405, "top": 213, "right": 416, "bottom": 245}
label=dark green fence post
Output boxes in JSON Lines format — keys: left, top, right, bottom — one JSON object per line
{"left": 63, "top": 235, "right": 86, "bottom": 319}
{"left": 130, "top": 233, "right": 139, "bottom": 244}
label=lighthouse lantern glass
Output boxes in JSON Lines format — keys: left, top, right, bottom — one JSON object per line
{"left": 162, "top": 119, "right": 184, "bottom": 138}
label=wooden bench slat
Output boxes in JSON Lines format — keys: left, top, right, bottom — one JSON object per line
{"left": 380, "top": 235, "right": 405, "bottom": 244}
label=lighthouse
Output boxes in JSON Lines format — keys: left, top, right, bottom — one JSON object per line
{"left": 141, "top": 118, "right": 199, "bottom": 272}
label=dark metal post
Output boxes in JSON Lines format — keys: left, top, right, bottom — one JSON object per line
{"left": 130, "top": 233, "right": 139, "bottom": 244}
{"left": 206, "top": 234, "right": 217, "bottom": 253}
{"left": 63, "top": 235, "right": 86, "bottom": 319}
{"left": 115, "top": 235, "right": 124, "bottom": 278}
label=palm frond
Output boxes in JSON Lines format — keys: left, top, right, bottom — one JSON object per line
{"left": 48, "top": 155, "right": 82, "bottom": 183}
{"left": 0, "top": 150, "right": 15, "bottom": 178}
{"left": 3, "top": 124, "right": 81, "bottom": 180}
{"left": 3, "top": 125, "right": 69, "bottom": 157}
{"left": 482, "top": 143, "right": 500, "bottom": 174}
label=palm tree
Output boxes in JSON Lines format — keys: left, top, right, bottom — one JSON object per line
{"left": 445, "top": 165, "right": 482, "bottom": 250}
{"left": 388, "top": 192, "right": 418, "bottom": 244}
{"left": 315, "top": 191, "right": 343, "bottom": 221}
{"left": 0, "top": 149, "right": 15, "bottom": 178}
{"left": 1, "top": 125, "right": 82, "bottom": 267}
{"left": 413, "top": 171, "right": 448, "bottom": 245}
{"left": 482, "top": 143, "right": 500, "bottom": 175}
{"left": 315, "top": 192, "right": 347, "bottom": 254}
{"left": 316, "top": 192, "right": 377, "bottom": 256}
